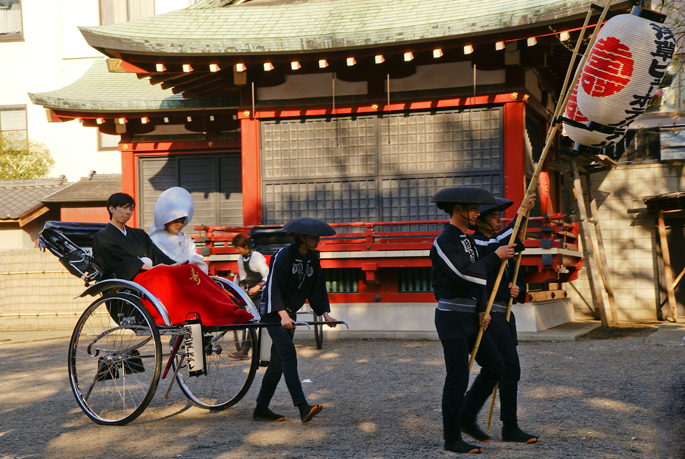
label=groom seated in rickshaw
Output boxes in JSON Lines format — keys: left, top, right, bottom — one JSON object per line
{"left": 93, "top": 192, "right": 252, "bottom": 327}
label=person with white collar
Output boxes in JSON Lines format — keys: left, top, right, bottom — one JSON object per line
{"left": 149, "top": 187, "right": 208, "bottom": 274}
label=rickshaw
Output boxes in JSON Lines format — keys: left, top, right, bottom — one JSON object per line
{"left": 38, "top": 221, "right": 347, "bottom": 426}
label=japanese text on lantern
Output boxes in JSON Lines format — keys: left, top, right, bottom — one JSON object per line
{"left": 581, "top": 36, "right": 634, "bottom": 98}
{"left": 621, "top": 23, "right": 676, "bottom": 125}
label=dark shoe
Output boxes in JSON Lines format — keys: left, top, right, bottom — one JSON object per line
{"left": 444, "top": 440, "right": 482, "bottom": 454}
{"left": 298, "top": 403, "right": 323, "bottom": 424}
{"left": 460, "top": 420, "right": 491, "bottom": 443}
{"left": 502, "top": 423, "right": 540, "bottom": 443}
{"left": 253, "top": 405, "right": 285, "bottom": 422}
{"left": 229, "top": 352, "right": 249, "bottom": 360}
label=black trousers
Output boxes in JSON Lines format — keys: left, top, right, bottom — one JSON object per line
{"left": 255, "top": 316, "right": 307, "bottom": 407}
{"left": 484, "top": 312, "right": 521, "bottom": 424}
{"left": 441, "top": 331, "right": 503, "bottom": 443}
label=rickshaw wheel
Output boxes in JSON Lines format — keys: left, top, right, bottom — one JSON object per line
{"left": 173, "top": 326, "right": 258, "bottom": 410}
{"left": 68, "top": 292, "right": 162, "bottom": 426}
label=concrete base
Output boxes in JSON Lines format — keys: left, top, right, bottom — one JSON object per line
{"left": 313, "top": 300, "right": 576, "bottom": 340}
{"left": 511, "top": 299, "right": 575, "bottom": 332}
{"left": 517, "top": 321, "right": 600, "bottom": 342}
{"left": 645, "top": 322, "right": 685, "bottom": 346}
{"left": 321, "top": 302, "right": 438, "bottom": 340}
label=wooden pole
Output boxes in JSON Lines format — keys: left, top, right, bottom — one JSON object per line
{"left": 468, "top": 0, "right": 612, "bottom": 370}
{"left": 658, "top": 210, "right": 679, "bottom": 322}
{"left": 672, "top": 266, "right": 685, "bottom": 291}
{"left": 585, "top": 174, "right": 619, "bottom": 324}
{"left": 486, "top": 213, "right": 530, "bottom": 430}
{"left": 572, "top": 161, "right": 609, "bottom": 327}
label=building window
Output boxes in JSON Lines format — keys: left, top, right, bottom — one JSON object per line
{"left": 99, "top": 0, "right": 155, "bottom": 26}
{"left": 0, "top": 0, "right": 23, "bottom": 40}
{"left": 98, "top": 131, "right": 119, "bottom": 151}
{"left": 0, "top": 105, "right": 27, "bottom": 144}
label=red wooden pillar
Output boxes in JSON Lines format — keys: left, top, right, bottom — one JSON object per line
{"left": 120, "top": 143, "right": 138, "bottom": 227}
{"left": 241, "top": 118, "right": 261, "bottom": 226}
{"left": 503, "top": 102, "right": 526, "bottom": 219}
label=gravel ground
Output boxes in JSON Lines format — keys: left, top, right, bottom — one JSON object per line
{"left": 0, "top": 333, "right": 683, "bottom": 459}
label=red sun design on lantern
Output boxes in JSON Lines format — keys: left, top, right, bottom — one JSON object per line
{"left": 580, "top": 36, "right": 634, "bottom": 97}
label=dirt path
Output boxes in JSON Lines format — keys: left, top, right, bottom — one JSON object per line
{"left": 0, "top": 334, "right": 682, "bottom": 458}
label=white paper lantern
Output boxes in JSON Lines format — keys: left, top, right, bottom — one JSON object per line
{"left": 576, "top": 7, "right": 675, "bottom": 130}
{"left": 563, "top": 84, "right": 626, "bottom": 149}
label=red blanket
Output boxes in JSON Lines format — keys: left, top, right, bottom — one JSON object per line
{"left": 134, "top": 264, "right": 253, "bottom": 326}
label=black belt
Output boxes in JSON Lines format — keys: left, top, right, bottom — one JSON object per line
{"left": 437, "top": 298, "right": 477, "bottom": 313}
{"left": 491, "top": 301, "right": 508, "bottom": 313}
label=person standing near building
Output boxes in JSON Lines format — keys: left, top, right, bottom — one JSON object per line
{"left": 430, "top": 187, "right": 516, "bottom": 454}
{"left": 233, "top": 233, "right": 269, "bottom": 302}
{"left": 230, "top": 233, "right": 269, "bottom": 360}
{"left": 466, "top": 194, "right": 540, "bottom": 444}
{"left": 253, "top": 217, "right": 339, "bottom": 424}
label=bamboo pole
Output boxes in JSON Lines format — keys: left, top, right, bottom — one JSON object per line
{"left": 572, "top": 162, "right": 609, "bottom": 327}
{"left": 585, "top": 174, "right": 619, "bottom": 324}
{"left": 468, "top": 0, "right": 613, "bottom": 371}
{"left": 486, "top": 212, "right": 530, "bottom": 430}
{"left": 658, "top": 210, "right": 678, "bottom": 322}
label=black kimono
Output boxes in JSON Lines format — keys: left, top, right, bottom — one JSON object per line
{"left": 256, "top": 242, "right": 330, "bottom": 409}
{"left": 93, "top": 223, "right": 175, "bottom": 280}
{"left": 472, "top": 216, "right": 527, "bottom": 425}
{"left": 430, "top": 224, "right": 504, "bottom": 445}
{"left": 261, "top": 242, "right": 330, "bottom": 317}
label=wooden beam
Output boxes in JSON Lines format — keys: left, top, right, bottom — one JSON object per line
{"left": 503, "top": 102, "right": 526, "bottom": 220}
{"left": 106, "top": 58, "right": 150, "bottom": 73}
{"left": 527, "top": 289, "right": 567, "bottom": 302}
{"left": 149, "top": 72, "right": 184, "bottom": 85}
{"left": 586, "top": 174, "right": 619, "bottom": 324}
{"left": 171, "top": 74, "right": 223, "bottom": 94}
{"left": 658, "top": 210, "right": 679, "bottom": 322}
{"left": 19, "top": 206, "right": 50, "bottom": 227}
{"left": 572, "top": 160, "right": 609, "bottom": 327}
{"left": 161, "top": 72, "right": 214, "bottom": 90}
{"left": 241, "top": 118, "right": 261, "bottom": 226}
{"left": 181, "top": 79, "right": 226, "bottom": 98}
{"left": 672, "top": 266, "right": 685, "bottom": 291}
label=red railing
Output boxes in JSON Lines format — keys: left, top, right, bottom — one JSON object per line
{"left": 192, "top": 214, "right": 578, "bottom": 254}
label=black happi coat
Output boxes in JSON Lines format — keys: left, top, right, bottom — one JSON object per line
{"left": 93, "top": 223, "right": 175, "bottom": 280}
{"left": 430, "top": 224, "right": 501, "bottom": 340}
{"left": 261, "top": 243, "right": 331, "bottom": 316}
{"left": 472, "top": 216, "right": 527, "bottom": 304}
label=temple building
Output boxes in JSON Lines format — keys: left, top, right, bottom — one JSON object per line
{"left": 28, "top": 0, "right": 683, "bottom": 332}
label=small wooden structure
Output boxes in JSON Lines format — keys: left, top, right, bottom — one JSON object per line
{"left": 643, "top": 192, "right": 685, "bottom": 322}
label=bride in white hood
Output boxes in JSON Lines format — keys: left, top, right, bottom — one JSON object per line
{"left": 150, "top": 187, "right": 208, "bottom": 274}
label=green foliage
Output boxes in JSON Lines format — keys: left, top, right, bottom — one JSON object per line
{"left": 0, "top": 132, "right": 54, "bottom": 181}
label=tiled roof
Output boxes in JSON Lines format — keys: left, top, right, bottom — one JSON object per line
{"left": 79, "top": 0, "right": 631, "bottom": 55}
{"left": 0, "top": 177, "right": 68, "bottom": 220}
{"left": 28, "top": 59, "right": 238, "bottom": 112}
{"left": 41, "top": 172, "right": 121, "bottom": 203}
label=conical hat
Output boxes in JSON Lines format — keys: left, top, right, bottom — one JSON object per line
{"left": 283, "top": 217, "right": 336, "bottom": 236}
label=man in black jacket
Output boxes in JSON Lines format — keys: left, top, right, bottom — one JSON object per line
{"left": 430, "top": 187, "right": 515, "bottom": 454}
{"left": 93, "top": 193, "right": 175, "bottom": 279}
{"left": 253, "top": 217, "right": 339, "bottom": 424}
{"left": 468, "top": 195, "right": 539, "bottom": 444}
